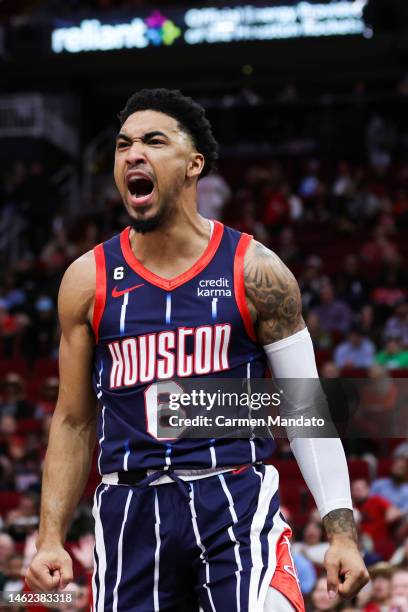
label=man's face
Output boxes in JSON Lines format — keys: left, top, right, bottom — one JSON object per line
{"left": 304, "top": 521, "right": 322, "bottom": 545}
{"left": 351, "top": 479, "right": 369, "bottom": 503}
{"left": 320, "top": 284, "right": 334, "bottom": 304}
{"left": 114, "top": 110, "right": 203, "bottom": 233}
{"left": 391, "top": 457, "right": 408, "bottom": 482}
{"left": 349, "top": 332, "right": 362, "bottom": 347}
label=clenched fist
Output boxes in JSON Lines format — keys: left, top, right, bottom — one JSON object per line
{"left": 26, "top": 544, "right": 73, "bottom": 592}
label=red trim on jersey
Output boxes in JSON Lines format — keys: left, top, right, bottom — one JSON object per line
{"left": 234, "top": 233, "right": 257, "bottom": 342}
{"left": 92, "top": 244, "right": 107, "bottom": 343}
{"left": 270, "top": 527, "right": 305, "bottom": 612}
{"left": 119, "top": 221, "right": 224, "bottom": 291}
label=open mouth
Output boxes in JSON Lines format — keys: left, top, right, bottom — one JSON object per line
{"left": 127, "top": 176, "right": 155, "bottom": 205}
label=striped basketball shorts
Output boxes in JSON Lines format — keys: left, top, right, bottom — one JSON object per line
{"left": 92, "top": 464, "right": 305, "bottom": 612}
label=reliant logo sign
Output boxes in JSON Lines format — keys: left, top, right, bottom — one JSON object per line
{"left": 51, "top": 1, "right": 367, "bottom": 54}
{"left": 51, "top": 11, "right": 181, "bottom": 53}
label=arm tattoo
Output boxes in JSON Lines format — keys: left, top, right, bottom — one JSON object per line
{"left": 244, "top": 241, "right": 304, "bottom": 344}
{"left": 322, "top": 508, "right": 358, "bottom": 543}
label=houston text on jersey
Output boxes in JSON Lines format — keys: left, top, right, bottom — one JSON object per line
{"left": 108, "top": 323, "right": 232, "bottom": 388}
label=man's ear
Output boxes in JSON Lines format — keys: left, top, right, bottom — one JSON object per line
{"left": 187, "top": 152, "right": 205, "bottom": 179}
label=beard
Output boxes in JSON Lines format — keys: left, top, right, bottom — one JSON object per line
{"left": 129, "top": 205, "right": 167, "bottom": 234}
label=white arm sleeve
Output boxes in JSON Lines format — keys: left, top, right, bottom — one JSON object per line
{"left": 263, "top": 327, "right": 353, "bottom": 518}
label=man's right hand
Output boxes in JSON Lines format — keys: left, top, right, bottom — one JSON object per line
{"left": 26, "top": 545, "right": 73, "bottom": 592}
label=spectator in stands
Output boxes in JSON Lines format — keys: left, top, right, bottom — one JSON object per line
{"left": 1, "top": 553, "right": 24, "bottom": 593}
{"left": 306, "top": 312, "right": 333, "bottom": 351}
{"left": 352, "top": 478, "right": 402, "bottom": 559}
{"left": 389, "top": 568, "right": 408, "bottom": 611}
{"left": 73, "top": 222, "right": 100, "bottom": 257}
{"left": 230, "top": 196, "right": 269, "bottom": 244}
{"left": 277, "top": 227, "right": 302, "bottom": 265}
{"left": 384, "top": 301, "right": 408, "bottom": 347}
{"left": 332, "top": 162, "right": 355, "bottom": 214}
{"left": 4, "top": 492, "right": 39, "bottom": 542}
{"left": 360, "top": 227, "right": 400, "bottom": 269}
{"left": 358, "top": 304, "right": 382, "bottom": 347}
{"left": 375, "top": 337, "right": 408, "bottom": 370}
{"left": 0, "top": 532, "right": 15, "bottom": 576}
{"left": 261, "top": 182, "right": 290, "bottom": 234}
{"left": 309, "top": 576, "right": 339, "bottom": 610}
{"left": 0, "top": 374, "right": 34, "bottom": 419}
{"left": 0, "top": 301, "right": 26, "bottom": 359}
{"left": 2, "top": 270, "right": 27, "bottom": 313}
{"left": 0, "top": 414, "right": 17, "bottom": 435}
{"left": 35, "top": 376, "right": 59, "bottom": 419}
{"left": 298, "top": 159, "right": 325, "bottom": 220}
{"left": 312, "top": 281, "right": 352, "bottom": 335}
{"left": 320, "top": 362, "right": 340, "bottom": 379}
{"left": 333, "top": 325, "right": 375, "bottom": 369}
{"left": 298, "top": 255, "right": 325, "bottom": 310}
{"left": 5, "top": 433, "right": 37, "bottom": 490}
{"left": 366, "top": 114, "right": 397, "bottom": 171}
{"left": 283, "top": 183, "right": 303, "bottom": 222}
{"left": 6, "top": 434, "right": 41, "bottom": 493}
{"left": 40, "top": 218, "right": 77, "bottom": 273}
{"left": 292, "top": 521, "right": 329, "bottom": 567}
{"left": 361, "top": 562, "right": 392, "bottom": 612}
{"left": 371, "top": 457, "right": 408, "bottom": 513}
{"left": 0, "top": 455, "right": 15, "bottom": 491}
{"left": 357, "top": 365, "right": 399, "bottom": 440}
{"left": 393, "top": 441, "right": 408, "bottom": 460}
{"left": 197, "top": 171, "right": 231, "bottom": 220}
{"left": 337, "top": 254, "right": 368, "bottom": 312}
{"left": 371, "top": 269, "right": 406, "bottom": 311}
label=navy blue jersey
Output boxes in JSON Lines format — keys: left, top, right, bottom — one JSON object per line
{"left": 92, "top": 221, "right": 275, "bottom": 474}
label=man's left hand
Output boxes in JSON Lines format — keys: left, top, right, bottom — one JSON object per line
{"left": 324, "top": 537, "right": 369, "bottom": 600}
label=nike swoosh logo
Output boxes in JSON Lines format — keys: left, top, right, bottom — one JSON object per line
{"left": 112, "top": 283, "right": 144, "bottom": 298}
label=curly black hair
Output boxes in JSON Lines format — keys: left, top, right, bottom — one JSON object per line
{"left": 118, "top": 88, "right": 218, "bottom": 178}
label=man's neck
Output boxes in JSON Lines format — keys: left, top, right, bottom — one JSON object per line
{"left": 129, "top": 208, "right": 211, "bottom": 274}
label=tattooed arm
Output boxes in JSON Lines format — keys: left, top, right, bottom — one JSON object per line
{"left": 244, "top": 239, "right": 369, "bottom": 599}
{"left": 322, "top": 509, "right": 358, "bottom": 543}
{"left": 243, "top": 240, "right": 304, "bottom": 343}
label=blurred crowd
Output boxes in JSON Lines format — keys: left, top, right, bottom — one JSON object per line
{"left": 1, "top": 102, "right": 408, "bottom": 609}
{"left": 1, "top": 152, "right": 408, "bottom": 609}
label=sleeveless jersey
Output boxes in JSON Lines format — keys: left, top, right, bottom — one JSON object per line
{"left": 92, "top": 221, "right": 275, "bottom": 474}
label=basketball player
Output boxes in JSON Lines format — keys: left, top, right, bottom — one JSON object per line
{"left": 27, "top": 89, "right": 369, "bottom": 611}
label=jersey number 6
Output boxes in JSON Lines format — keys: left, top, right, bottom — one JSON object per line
{"left": 144, "top": 381, "right": 187, "bottom": 441}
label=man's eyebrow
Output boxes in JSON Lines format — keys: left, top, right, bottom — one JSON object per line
{"left": 116, "top": 130, "right": 169, "bottom": 142}
{"left": 116, "top": 132, "right": 132, "bottom": 143}
{"left": 142, "top": 130, "right": 169, "bottom": 141}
